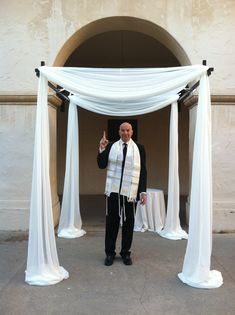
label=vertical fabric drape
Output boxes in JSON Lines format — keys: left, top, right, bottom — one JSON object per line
{"left": 159, "top": 102, "right": 188, "bottom": 240}
{"left": 25, "top": 75, "right": 69, "bottom": 285}
{"left": 58, "top": 101, "right": 86, "bottom": 238}
{"left": 178, "top": 74, "right": 223, "bottom": 288}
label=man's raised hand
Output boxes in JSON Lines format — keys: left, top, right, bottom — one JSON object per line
{"left": 99, "top": 131, "right": 109, "bottom": 150}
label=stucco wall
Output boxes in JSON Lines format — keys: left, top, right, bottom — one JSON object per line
{"left": 0, "top": 0, "right": 235, "bottom": 94}
{"left": 0, "top": 104, "right": 35, "bottom": 230}
{"left": 0, "top": 0, "right": 235, "bottom": 230}
{"left": 0, "top": 101, "right": 59, "bottom": 230}
{"left": 188, "top": 102, "right": 235, "bottom": 232}
{"left": 212, "top": 105, "right": 235, "bottom": 231}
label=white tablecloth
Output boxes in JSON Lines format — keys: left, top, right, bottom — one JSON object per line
{"left": 134, "top": 188, "right": 166, "bottom": 233}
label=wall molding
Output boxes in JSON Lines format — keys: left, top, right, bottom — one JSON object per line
{"left": 1, "top": 94, "right": 234, "bottom": 109}
{"left": 0, "top": 94, "right": 61, "bottom": 108}
{"left": 184, "top": 94, "right": 235, "bottom": 108}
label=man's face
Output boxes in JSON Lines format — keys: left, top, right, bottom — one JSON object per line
{"left": 119, "top": 123, "right": 133, "bottom": 143}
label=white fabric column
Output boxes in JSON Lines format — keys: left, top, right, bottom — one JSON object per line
{"left": 58, "top": 101, "right": 86, "bottom": 238}
{"left": 159, "top": 102, "right": 188, "bottom": 240}
{"left": 25, "top": 74, "right": 69, "bottom": 285}
{"left": 178, "top": 74, "right": 223, "bottom": 288}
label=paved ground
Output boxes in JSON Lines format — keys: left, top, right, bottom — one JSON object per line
{"left": 0, "top": 226, "right": 234, "bottom": 315}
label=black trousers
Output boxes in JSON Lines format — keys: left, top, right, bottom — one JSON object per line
{"left": 105, "top": 193, "right": 136, "bottom": 257}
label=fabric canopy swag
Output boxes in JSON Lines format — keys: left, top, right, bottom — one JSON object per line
{"left": 25, "top": 65, "right": 223, "bottom": 289}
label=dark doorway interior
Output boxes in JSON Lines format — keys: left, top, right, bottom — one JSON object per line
{"left": 64, "top": 30, "right": 180, "bottom": 68}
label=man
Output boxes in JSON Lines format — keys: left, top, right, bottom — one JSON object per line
{"left": 97, "top": 122, "right": 147, "bottom": 266}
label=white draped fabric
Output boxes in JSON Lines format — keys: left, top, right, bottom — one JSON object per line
{"left": 159, "top": 102, "right": 188, "bottom": 240}
{"left": 58, "top": 102, "right": 86, "bottom": 238}
{"left": 25, "top": 76, "right": 69, "bottom": 285}
{"left": 134, "top": 188, "right": 166, "bottom": 233}
{"left": 25, "top": 65, "right": 222, "bottom": 289}
{"left": 178, "top": 75, "right": 223, "bottom": 288}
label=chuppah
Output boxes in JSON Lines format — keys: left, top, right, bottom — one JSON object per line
{"left": 25, "top": 65, "right": 223, "bottom": 289}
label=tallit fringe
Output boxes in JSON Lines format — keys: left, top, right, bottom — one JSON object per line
{"left": 106, "top": 194, "right": 136, "bottom": 227}
{"left": 105, "top": 195, "right": 108, "bottom": 216}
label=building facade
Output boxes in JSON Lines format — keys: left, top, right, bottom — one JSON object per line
{"left": 0, "top": 0, "right": 234, "bottom": 231}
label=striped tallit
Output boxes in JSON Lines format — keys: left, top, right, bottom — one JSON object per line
{"left": 105, "top": 139, "right": 140, "bottom": 200}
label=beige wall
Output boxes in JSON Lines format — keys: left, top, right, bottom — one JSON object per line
{"left": 1, "top": 0, "right": 235, "bottom": 230}
{"left": 188, "top": 99, "right": 235, "bottom": 232}
{"left": 0, "top": 99, "right": 59, "bottom": 230}
{"left": 0, "top": 103, "right": 35, "bottom": 230}
{"left": 212, "top": 104, "right": 235, "bottom": 231}
{"left": 0, "top": 1, "right": 235, "bottom": 93}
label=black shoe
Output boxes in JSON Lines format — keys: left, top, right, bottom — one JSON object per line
{"left": 122, "top": 255, "right": 132, "bottom": 265}
{"left": 104, "top": 255, "right": 115, "bottom": 266}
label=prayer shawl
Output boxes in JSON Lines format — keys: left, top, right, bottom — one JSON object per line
{"left": 105, "top": 139, "right": 140, "bottom": 200}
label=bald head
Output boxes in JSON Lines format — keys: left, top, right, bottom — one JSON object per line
{"left": 119, "top": 122, "right": 133, "bottom": 143}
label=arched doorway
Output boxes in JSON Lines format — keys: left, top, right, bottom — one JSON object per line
{"left": 53, "top": 16, "right": 190, "bottom": 67}
{"left": 55, "top": 17, "right": 190, "bottom": 227}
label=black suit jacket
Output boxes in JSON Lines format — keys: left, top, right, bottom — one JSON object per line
{"left": 97, "top": 141, "right": 147, "bottom": 200}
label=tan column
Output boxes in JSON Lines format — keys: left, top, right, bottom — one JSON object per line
{"left": 187, "top": 96, "right": 235, "bottom": 232}
{"left": 48, "top": 96, "right": 61, "bottom": 227}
